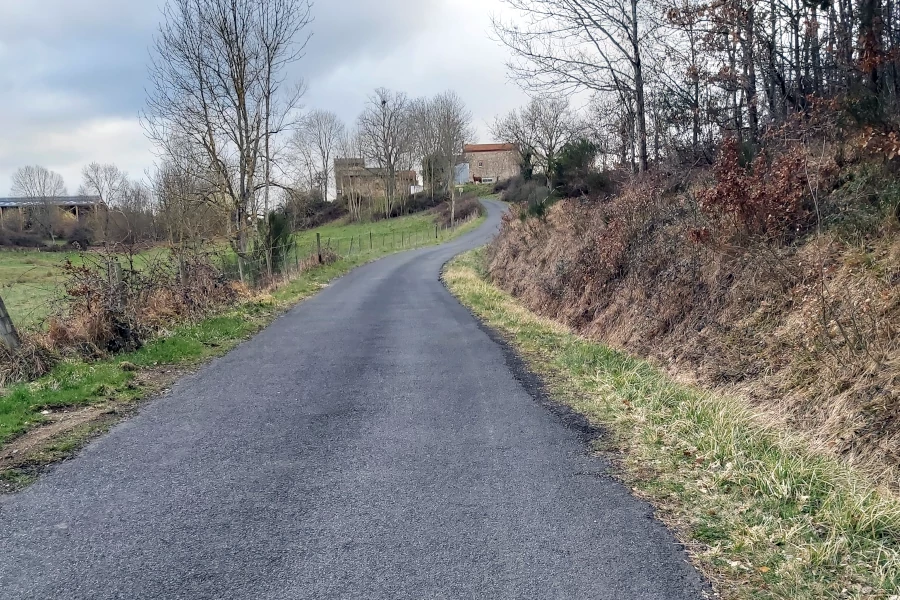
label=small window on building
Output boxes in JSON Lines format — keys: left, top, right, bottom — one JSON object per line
{"left": 478, "top": 161, "right": 484, "bottom": 167}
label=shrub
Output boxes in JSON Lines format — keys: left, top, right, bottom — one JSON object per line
{"left": 251, "top": 212, "right": 295, "bottom": 276}
{"left": 0, "top": 230, "right": 46, "bottom": 248}
{"left": 0, "top": 340, "right": 56, "bottom": 387}
{"left": 388, "top": 191, "right": 447, "bottom": 219}
{"left": 65, "top": 225, "right": 94, "bottom": 249}
{"left": 49, "top": 248, "right": 237, "bottom": 357}
{"left": 284, "top": 192, "right": 348, "bottom": 230}
{"left": 501, "top": 176, "right": 549, "bottom": 204}
{"left": 433, "top": 194, "right": 483, "bottom": 228}
{"left": 499, "top": 176, "right": 559, "bottom": 219}
{"left": 553, "top": 139, "right": 610, "bottom": 197}
{"left": 697, "top": 137, "right": 835, "bottom": 241}
{"left": 493, "top": 178, "right": 514, "bottom": 193}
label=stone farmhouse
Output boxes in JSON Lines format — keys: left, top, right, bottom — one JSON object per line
{"left": 334, "top": 159, "right": 418, "bottom": 200}
{"left": 463, "top": 143, "right": 520, "bottom": 184}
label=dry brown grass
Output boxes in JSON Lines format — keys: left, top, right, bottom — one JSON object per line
{"left": 0, "top": 248, "right": 240, "bottom": 387}
{"left": 445, "top": 249, "right": 900, "bottom": 599}
{"left": 488, "top": 158, "right": 900, "bottom": 487}
{"left": 0, "top": 340, "right": 56, "bottom": 387}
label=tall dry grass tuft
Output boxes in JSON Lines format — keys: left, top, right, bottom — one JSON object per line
{"left": 0, "top": 338, "right": 56, "bottom": 387}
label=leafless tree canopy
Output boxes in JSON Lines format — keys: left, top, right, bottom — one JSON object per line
{"left": 10, "top": 166, "right": 67, "bottom": 200}
{"left": 409, "top": 97, "right": 441, "bottom": 195}
{"left": 492, "top": 97, "right": 579, "bottom": 180}
{"left": 79, "top": 163, "right": 129, "bottom": 207}
{"left": 493, "top": 0, "right": 653, "bottom": 170}
{"left": 432, "top": 91, "right": 474, "bottom": 224}
{"left": 143, "top": 0, "right": 312, "bottom": 254}
{"left": 356, "top": 88, "right": 414, "bottom": 218}
{"left": 495, "top": 0, "right": 900, "bottom": 170}
{"left": 291, "top": 109, "right": 345, "bottom": 201}
{"left": 434, "top": 91, "right": 475, "bottom": 190}
{"left": 10, "top": 166, "right": 68, "bottom": 241}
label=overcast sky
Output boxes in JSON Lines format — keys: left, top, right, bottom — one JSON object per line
{"left": 0, "top": 0, "right": 530, "bottom": 195}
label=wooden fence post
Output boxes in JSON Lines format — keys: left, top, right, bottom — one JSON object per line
{"left": 369, "top": 231, "right": 373, "bottom": 250}
{"left": 0, "top": 293, "right": 21, "bottom": 350}
{"left": 349, "top": 237, "right": 354, "bottom": 254}
{"left": 435, "top": 224, "right": 438, "bottom": 239}
{"left": 316, "top": 232, "right": 322, "bottom": 264}
{"left": 108, "top": 260, "right": 124, "bottom": 312}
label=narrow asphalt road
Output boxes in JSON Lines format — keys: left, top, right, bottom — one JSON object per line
{"left": 0, "top": 200, "right": 707, "bottom": 599}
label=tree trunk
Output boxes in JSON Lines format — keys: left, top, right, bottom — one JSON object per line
{"left": 793, "top": 0, "right": 803, "bottom": 97}
{"left": 631, "top": 0, "right": 649, "bottom": 172}
{"left": 768, "top": 0, "right": 780, "bottom": 118}
{"left": 690, "top": 35, "right": 701, "bottom": 155}
{"left": 0, "top": 293, "right": 21, "bottom": 350}
{"left": 859, "top": 0, "right": 884, "bottom": 94}
{"left": 451, "top": 185, "right": 456, "bottom": 228}
{"left": 742, "top": 4, "right": 760, "bottom": 144}
{"left": 811, "top": 5, "right": 824, "bottom": 95}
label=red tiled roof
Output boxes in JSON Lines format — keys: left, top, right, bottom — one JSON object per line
{"left": 464, "top": 143, "right": 517, "bottom": 153}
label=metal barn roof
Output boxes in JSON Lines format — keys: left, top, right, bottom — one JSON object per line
{"left": 463, "top": 143, "right": 517, "bottom": 153}
{"left": 0, "top": 196, "right": 102, "bottom": 208}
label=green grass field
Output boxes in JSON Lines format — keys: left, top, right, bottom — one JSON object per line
{"left": 0, "top": 250, "right": 73, "bottom": 329}
{"left": 0, "top": 211, "right": 464, "bottom": 332}
{"left": 294, "top": 213, "right": 444, "bottom": 251}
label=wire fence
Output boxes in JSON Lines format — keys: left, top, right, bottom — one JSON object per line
{"left": 0, "top": 213, "right": 480, "bottom": 341}
{"left": 221, "top": 214, "right": 478, "bottom": 287}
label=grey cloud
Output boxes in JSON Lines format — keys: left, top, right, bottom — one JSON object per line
{"left": 0, "top": 0, "right": 528, "bottom": 192}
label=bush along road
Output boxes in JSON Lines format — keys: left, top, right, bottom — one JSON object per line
{"left": 0, "top": 199, "right": 707, "bottom": 600}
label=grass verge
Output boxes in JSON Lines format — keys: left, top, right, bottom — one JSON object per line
{"left": 0, "top": 213, "right": 484, "bottom": 491}
{"left": 443, "top": 248, "right": 900, "bottom": 600}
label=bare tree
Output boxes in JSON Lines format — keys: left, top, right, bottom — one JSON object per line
{"left": 79, "top": 163, "right": 129, "bottom": 206}
{"left": 289, "top": 125, "right": 320, "bottom": 195}
{"left": 335, "top": 127, "right": 365, "bottom": 222}
{"left": 357, "top": 88, "right": 413, "bottom": 218}
{"left": 293, "top": 109, "right": 345, "bottom": 201}
{"left": 433, "top": 91, "right": 474, "bottom": 224}
{"left": 119, "top": 181, "right": 159, "bottom": 243}
{"left": 10, "top": 165, "right": 67, "bottom": 242}
{"left": 492, "top": 97, "right": 577, "bottom": 185}
{"left": 493, "top": 0, "right": 654, "bottom": 171}
{"left": 409, "top": 97, "right": 441, "bottom": 197}
{"left": 144, "top": 0, "right": 312, "bottom": 273}
{"left": 152, "top": 132, "right": 231, "bottom": 244}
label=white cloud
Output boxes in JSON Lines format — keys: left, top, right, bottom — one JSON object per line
{"left": 0, "top": 118, "right": 152, "bottom": 194}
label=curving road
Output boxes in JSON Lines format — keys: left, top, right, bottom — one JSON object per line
{"left": 0, "top": 199, "right": 707, "bottom": 599}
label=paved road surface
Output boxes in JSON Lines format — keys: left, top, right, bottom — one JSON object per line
{"left": 0, "top": 200, "right": 707, "bottom": 599}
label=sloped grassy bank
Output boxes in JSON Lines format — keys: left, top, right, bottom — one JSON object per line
{"left": 444, "top": 248, "right": 900, "bottom": 600}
